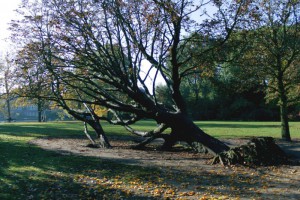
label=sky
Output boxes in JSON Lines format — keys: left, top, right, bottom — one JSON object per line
{"left": 0, "top": 0, "right": 21, "bottom": 55}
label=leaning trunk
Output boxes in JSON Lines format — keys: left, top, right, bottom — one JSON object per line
{"left": 68, "top": 110, "right": 112, "bottom": 148}
{"left": 88, "top": 120, "right": 112, "bottom": 148}
{"left": 159, "top": 113, "right": 230, "bottom": 155}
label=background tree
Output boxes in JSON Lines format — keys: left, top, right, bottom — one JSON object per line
{"left": 173, "top": 31, "right": 278, "bottom": 121}
{"left": 225, "top": 0, "right": 300, "bottom": 141}
{"left": 0, "top": 56, "right": 17, "bottom": 122}
{"left": 14, "top": 40, "right": 112, "bottom": 147}
{"left": 14, "top": 42, "right": 52, "bottom": 122}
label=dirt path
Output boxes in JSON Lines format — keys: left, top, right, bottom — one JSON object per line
{"left": 30, "top": 137, "right": 300, "bottom": 199}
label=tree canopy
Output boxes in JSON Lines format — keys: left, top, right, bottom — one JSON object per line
{"left": 220, "top": 0, "right": 300, "bottom": 141}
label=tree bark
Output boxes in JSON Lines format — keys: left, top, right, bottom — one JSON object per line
{"left": 4, "top": 72, "right": 12, "bottom": 123}
{"left": 212, "top": 137, "right": 288, "bottom": 166}
{"left": 6, "top": 98, "right": 12, "bottom": 122}
{"left": 280, "top": 104, "right": 291, "bottom": 141}
{"left": 278, "top": 73, "right": 291, "bottom": 141}
{"left": 37, "top": 98, "right": 43, "bottom": 122}
{"left": 158, "top": 113, "right": 230, "bottom": 155}
{"left": 67, "top": 110, "right": 112, "bottom": 148}
{"left": 87, "top": 120, "right": 112, "bottom": 148}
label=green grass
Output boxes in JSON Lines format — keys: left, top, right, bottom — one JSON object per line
{"left": 107, "top": 120, "right": 300, "bottom": 139}
{"left": 0, "top": 120, "right": 299, "bottom": 199}
{"left": 195, "top": 121, "right": 300, "bottom": 139}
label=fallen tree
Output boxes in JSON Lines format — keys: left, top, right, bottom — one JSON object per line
{"left": 11, "top": 0, "right": 291, "bottom": 165}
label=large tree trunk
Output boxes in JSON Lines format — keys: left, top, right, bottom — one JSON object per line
{"left": 37, "top": 98, "right": 43, "bottom": 122}
{"left": 280, "top": 104, "right": 291, "bottom": 142}
{"left": 6, "top": 98, "right": 12, "bottom": 122}
{"left": 5, "top": 72, "right": 12, "bottom": 123}
{"left": 278, "top": 75, "right": 291, "bottom": 141}
{"left": 158, "top": 113, "right": 230, "bottom": 155}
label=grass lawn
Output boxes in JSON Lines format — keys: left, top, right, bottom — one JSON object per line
{"left": 0, "top": 121, "right": 299, "bottom": 199}
{"left": 195, "top": 121, "right": 300, "bottom": 139}
{"left": 128, "top": 120, "right": 300, "bottom": 139}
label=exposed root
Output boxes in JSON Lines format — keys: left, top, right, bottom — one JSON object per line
{"left": 131, "top": 136, "right": 157, "bottom": 150}
{"left": 212, "top": 137, "right": 288, "bottom": 166}
{"left": 86, "top": 143, "right": 100, "bottom": 148}
{"left": 189, "top": 142, "right": 209, "bottom": 154}
{"left": 131, "top": 134, "right": 172, "bottom": 150}
{"left": 86, "top": 141, "right": 113, "bottom": 149}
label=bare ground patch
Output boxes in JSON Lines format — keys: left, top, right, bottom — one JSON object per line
{"left": 30, "top": 137, "right": 300, "bottom": 199}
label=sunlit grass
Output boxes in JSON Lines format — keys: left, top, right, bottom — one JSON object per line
{"left": 104, "top": 120, "right": 300, "bottom": 139}
{"left": 2, "top": 120, "right": 299, "bottom": 139}
{"left": 195, "top": 121, "right": 300, "bottom": 139}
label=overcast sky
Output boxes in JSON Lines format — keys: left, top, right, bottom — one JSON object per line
{"left": 0, "top": 0, "right": 21, "bottom": 55}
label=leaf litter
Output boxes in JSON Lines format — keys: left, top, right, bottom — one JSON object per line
{"left": 30, "top": 137, "right": 300, "bottom": 199}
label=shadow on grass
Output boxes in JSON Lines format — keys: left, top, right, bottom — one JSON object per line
{"left": 0, "top": 122, "right": 85, "bottom": 139}
{"left": 0, "top": 136, "right": 160, "bottom": 199}
{"left": 0, "top": 122, "right": 136, "bottom": 139}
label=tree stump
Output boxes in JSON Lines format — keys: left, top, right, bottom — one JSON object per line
{"left": 212, "top": 137, "right": 288, "bottom": 166}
